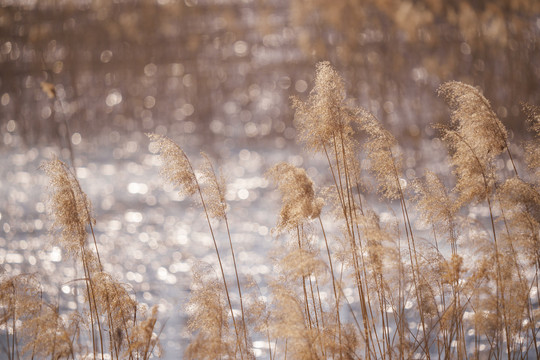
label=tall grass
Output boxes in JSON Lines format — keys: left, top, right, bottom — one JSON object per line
{"left": 1, "top": 62, "right": 539, "bottom": 359}
{"left": 2, "top": 156, "right": 161, "bottom": 359}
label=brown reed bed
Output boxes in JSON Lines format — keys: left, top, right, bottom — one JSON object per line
{"left": 1, "top": 62, "right": 539, "bottom": 359}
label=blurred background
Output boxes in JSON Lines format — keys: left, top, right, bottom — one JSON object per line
{"left": 1, "top": 0, "right": 539, "bottom": 148}
{"left": 1, "top": 0, "right": 539, "bottom": 358}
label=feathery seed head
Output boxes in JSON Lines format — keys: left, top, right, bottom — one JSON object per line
{"left": 523, "top": 103, "right": 540, "bottom": 180}
{"left": 438, "top": 81, "right": 508, "bottom": 155}
{"left": 41, "top": 158, "right": 93, "bottom": 256}
{"left": 185, "top": 262, "right": 234, "bottom": 359}
{"left": 438, "top": 81, "right": 508, "bottom": 205}
{"left": 499, "top": 177, "right": 540, "bottom": 209}
{"left": 441, "top": 254, "right": 464, "bottom": 285}
{"left": 200, "top": 152, "right": 228, "bottom": 219}
{"left": 21, "top": 303, "right": 74, "bottom": 359}
{"left": 498, "top": 177, "right": 540, "bottom": 264}
{"left": 413, "top": 170, "right": 457, "bottom": 233}
{"left": 91, "top": 272, "right": 137, "bottom": 335}
{"left": 269, "top": 282, "right": 320, "bottom": 359}
{"left": 357, "top": 209, "right": 392, "bottom": 274}
{"left": 357, "top": 110, "right": 403, "bottom": 199}
{"left": 126, "top": 305, "right": 161, "bottom": 359}
{"left": 523, "top": 103, "right": 540, "bottom": 137}
{"left": 292, "top": 61, "right": 356, "bottom": 153}
{"left": 147, "top": 133, "right": 198, "bottom": 197}
{"left": 267, "top": 163, "right": 324, "bottom": 231}
{"left": 279, "top": 247, "right": 326, "bottom": 279}
{"left": 0, "top": 274, "right": 42, "bottom": 325}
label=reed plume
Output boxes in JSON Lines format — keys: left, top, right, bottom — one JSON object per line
{"left": 357, "top": 109, "right": 403, "bottom": 200}
{"left": 200, "top": 151, "right": 251, "bottom": 354}
{"left": 41, "top": 157, "right": 94, "bottom": 257}
{"left": 523, "top": 103, "right": 540, "bottom": 181}
{"left": 413, "top": 170, "right": 459, "bottom": 253}
{"left": 437, "top": 81, "right": 508, "bottom": 206}
{"left": 266, "top": 163, "right": 324, "bottom": 232}
{"left": 292, "top": 61, "right": 356, "bottom": 154}
{"left": 497, "top": 177, "right": 540, "bottom": 266}
{"left": 21, "top": 303, "right": 75, "bottom": 359}
{"left": 147, "top": 133, "right": 198, "bottom": 197}
{"left": 269, "top": 280, "right": 321, "bottom": 360}
{"left": 267, "top": 162, "right": 350, "bottom": 358}
{"left": 293, "top": 62, "right": 408, "bottom": 358}
{"left": 356, "top": 95, "right": 432, "bottom": 358}
{"left": 42, "top": 157, "right": 107, "bottom": 359}
{"left": 199, "top": 152, "right": 228, "bottom": 220}
{"left": 126, "top": 306, "right": 161, "bottom": 360}
{"left": 148, "top": 134, "right": 249, "bottom": 358}
{"left": 437, "top": 81, "right": 525, "bottom": 357}
{"left": 41, "top": 157, "right": 161, "bottom": 360}
{"left": 185, "top": 263, "right": 236, "bottom": 359}
{"left": 292, "top": 61, "right": 363, "bottom": 217}
{"left": 91, "top": 271, "right": 138, "bottom": 357}
{"left": 0, "top": 274, "right": 43, "bottom": 360}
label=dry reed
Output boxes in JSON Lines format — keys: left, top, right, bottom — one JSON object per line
{"left": 2, "top": 62, "right": 539, "bottom": 360}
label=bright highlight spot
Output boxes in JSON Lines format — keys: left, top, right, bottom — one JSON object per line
{"left": 50, "top": 246, "right": 62, "bottom": 262}
{"left": 238, "top": 189, "right": 249, "bottom": 200}
{"left": 128, "top": 182, "right": 148, "bottom": 195}
{"left": 125, "top": 211, "right": 143, "bottom": 223}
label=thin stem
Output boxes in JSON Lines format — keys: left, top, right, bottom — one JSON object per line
{"left": 204, "top": 157, "right": 249, "bottom": 351}
{"left": 318, "top": 217, "right": 343, "bottom": 359}
{"left": 196, "top": 187, "right": 243, "bottom": 359}
{"left": 388, "top": 147, "right": 430, "bottom": 358}
{"left": 323, "top": 140, "right": 372, "bottom": 358}
{"left": 179, "top": 155, "right": 243, "bottom": 358}
{"left": 57, "top": 96, "right": 76, "bottom": 172}
{"left": 224, "top": 216, "right": 249, "bottom": 352}
{"left": 308, "top": 276, "right": 325, "bottom": 358}
{"left": 296, "top": 226, "right": 313, "bottom": 330}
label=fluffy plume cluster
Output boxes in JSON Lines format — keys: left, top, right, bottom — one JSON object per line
{"left": 41, "top": 158, "right": 94, "bottom": 256}
{"left": 523, "top": 103, "right": 540, "bottom": 181}
{"left": 0, "top": 274, "right": 41, "bottom": 318}
{"left": 279, "top": 246, "right": 326, "bottom": 279}
{"left": 267, "top": 163, "right": 324, "bottom": 232}
{"left": 357, "top": 210, "right": 391, "bottom": 275}
{"left": 126, "top": 306, "right": 161, "bottom": 360}
{"left": 91, "top": 271, "right": 138, "bottom": 351}
{"left": 199, "top": 152, "right": 228, "bottom": 219}
{"left": 413, "top": 170, "right": 457, "bottom": 239}
{"left": 148, "top": 134, "right": 230, "bottom": 221}
{"left": 29, "top": 158, "right": 163, "bottom": 360}
{"left": 269, "top": 282, "right": 320, "bottom": 360}
{"left": 147, "top": 135, "right": 253, "bottom": 359}
{"left": 438, "top": 81, "right": 508, "bottom": 154}
{"left": 21, "top": 304, "right": 75, "bottom": 359}
{"left": 497, "top": 177, "right": 540, "bottom": 265}
{"left": 292, "top": 61, "right": 357, "bottom": 153}
{"left": 0, "top": 274, "right": 78, "bottom": 359}
{"left": 147, "top": 133, "right": 198, "bottom": 197}
{"left": 358, "top": 109, "right": 403, "bottom": 200}
{"left": 185, "top": 263, "right": 236, "bottom": 359}
{"left": 437, "top": 81, "right": 508, "bottom": 205}
{"left": 293, "top": 61, "right": 402, "bottom": 203}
